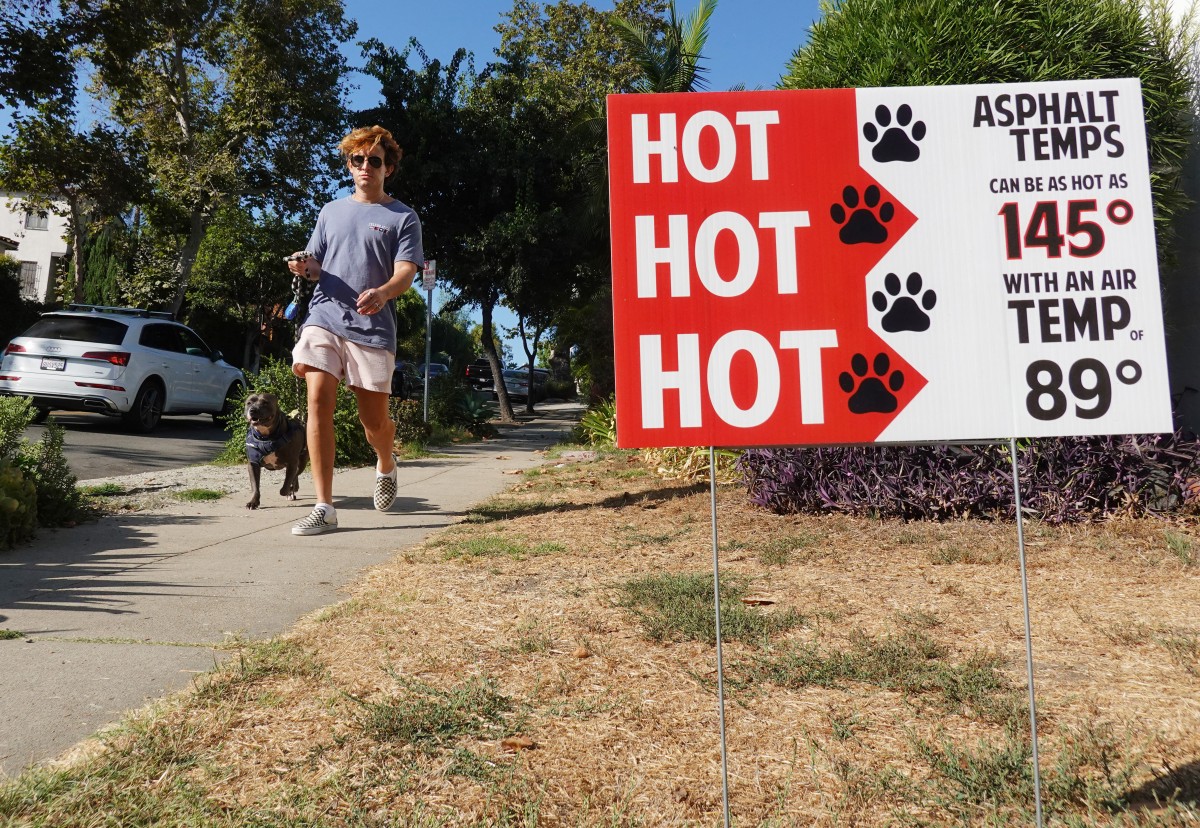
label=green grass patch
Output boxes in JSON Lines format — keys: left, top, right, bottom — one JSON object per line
{"left": 0, "top": 629, "right": 23, "bottom": 640}
{"left": 78, "top": 482, "right": 125, "bottom": 497}
{"left": 464, "top": 498, "right": 558, "bottom": 523}
{"left": 194, "top": 638, "right": 325, "bottom": 705}
{"left": 354, "top": 675, "right": 513, "bottom": 750}
{"left": 441, "top": 534, "right": 562, "bottom": 561}
{"left": 1163, "top": 530, "right": 1196, "bottom": 566}
{"left": 616, "top": 571, "right": 804, "bottom": 645}
{"left": 175, "top": 488, "right": 225, "bottom": 502}
{"left": 733, "top": 630, "right": 1025, "bottom": 729}
{"left": 758, "top": 531, "right": 822, "bottom": 566}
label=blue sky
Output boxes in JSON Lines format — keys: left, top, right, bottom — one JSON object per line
{"left": 340, "top": 0, "right": 823, "bottom": 108}
{"left": 336, "top": 0, "right": 824, "bottom": 360}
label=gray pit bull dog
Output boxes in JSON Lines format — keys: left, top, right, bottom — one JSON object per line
{"left": 244, "top": 392, "right": 309, "bottom": 510}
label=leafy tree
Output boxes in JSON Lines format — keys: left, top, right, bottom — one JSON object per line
{"left": 469, "top": 0, "right": 668, "bottom": 416}
{"left": 187, "top": 204, "right": 308, "bottom": 370}
{"left": 783, "top": 0, "right": 1195, "bottom": 269}
{"left": 612, "top": 0, "right": 717, "bottom": 93}
{"left": 0, "top": 0, "right": 77, "bottom": 114}
{"left": 0, "top": 112, "right": 144, "bottom": 303}
{"left": 70, "top": 0, "right": 356, "bottom": 316}
{"left": 81, "top": 217, "right": 136, "bottom": 306}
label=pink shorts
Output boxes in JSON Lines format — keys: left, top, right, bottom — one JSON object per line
{"left": 292, "top": 325, "right": 393, "bottom": 393}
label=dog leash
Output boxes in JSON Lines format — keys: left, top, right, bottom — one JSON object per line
{"left": 284, "top": 251, "right": 315, "bottom": 421}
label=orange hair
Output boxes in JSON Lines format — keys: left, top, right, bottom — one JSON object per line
{"left": 339, "top": 125, "right": 402, "bottom": 170}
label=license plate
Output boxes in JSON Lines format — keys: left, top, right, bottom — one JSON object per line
{"left": 40, "top": 357, "right": 66, "bottom": 371}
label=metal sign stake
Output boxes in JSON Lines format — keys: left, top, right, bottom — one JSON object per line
{"left": 708, "top": 446, "right": 732, "bottom": 828}
{"left": 1008, "top": 436, "right": 1045, "bottom": 828}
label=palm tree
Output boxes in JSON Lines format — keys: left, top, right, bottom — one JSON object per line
{"left": 613, "top": 0, "right": 717, "bottom": 93}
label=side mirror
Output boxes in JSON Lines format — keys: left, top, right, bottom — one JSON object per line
{"left": 210, "top": 349, "right": 224, "bottom": 362}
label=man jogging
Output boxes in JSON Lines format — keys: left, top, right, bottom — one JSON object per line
{"left": 286, "top": 125, "right": 423, "bottom": 536}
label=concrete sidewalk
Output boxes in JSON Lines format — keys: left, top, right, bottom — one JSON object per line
{"left": 0, "top": 401, "right": 584, "bottom": 778}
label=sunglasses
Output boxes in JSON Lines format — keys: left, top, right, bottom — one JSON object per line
{"left": 349, "top": 154, "right": 384, "bottom": 170}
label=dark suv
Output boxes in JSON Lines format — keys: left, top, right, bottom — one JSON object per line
{"left": 464, "top": 358, "right": 495, "bottom": 391}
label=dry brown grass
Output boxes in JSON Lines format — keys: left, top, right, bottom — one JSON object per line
{"left": 4, "top": 448, "right": 1200, "bottom": 827}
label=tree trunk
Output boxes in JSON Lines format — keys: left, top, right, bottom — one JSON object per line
{"left": 68, "top": 197, "right": 86, "bottom": 305}
{"left": 169, "top": 209, "right": 208, "bottom": 318}
{"left": 482, "top": 301, "right": 516, "bottom": 422}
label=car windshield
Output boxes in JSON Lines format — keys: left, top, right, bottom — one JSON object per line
{"left": 21, "top": 315, "right": 128, "bottom": 345}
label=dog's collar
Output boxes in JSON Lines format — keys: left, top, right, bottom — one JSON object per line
{"left": 249, "top": 414, "right": 286, "bottom": 439}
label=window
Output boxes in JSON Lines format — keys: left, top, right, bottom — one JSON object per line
{"left": 21, "top": 315, "right": 129, "bottom": 345}
{"left": 24, "top": 212, "right": 49, "bottom": 231}
{"left": 18, "top": 261, "right": 38, "bottom": 298}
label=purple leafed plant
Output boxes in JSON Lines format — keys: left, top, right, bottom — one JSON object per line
{"left": 738, "top": 432, "right": 1200, "bottom": 523}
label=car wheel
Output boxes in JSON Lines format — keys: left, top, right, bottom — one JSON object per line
{"left": 31, "top": 407, "right": 50, "bottom": 424}
{"left": 214, "top": 382, "right": 243, "bottom": 426}
{"left": 123, "top": 380, "right": 164, "bottom": 433}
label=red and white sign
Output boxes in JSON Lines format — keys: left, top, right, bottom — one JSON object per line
{"left": 607, "top": 80, "right": 1170, "bottom": 449}
{"left": 422, "top": 259, "right": 437, "bottom": 291}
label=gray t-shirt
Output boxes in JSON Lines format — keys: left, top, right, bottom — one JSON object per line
{"left": 302, "top": 196, "right": 424, "bottom": 352}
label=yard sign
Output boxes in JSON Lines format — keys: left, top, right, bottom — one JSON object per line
{"left": 607, "top": 80, "right": 1171, "bottom": 449}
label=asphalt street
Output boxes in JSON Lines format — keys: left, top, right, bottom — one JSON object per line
{"left": 22, "top": 412, "right": 230, "bottom": 481}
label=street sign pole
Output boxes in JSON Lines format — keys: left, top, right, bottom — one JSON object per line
{"left": 422, "top": 260, "right": 436, "bottom": 423}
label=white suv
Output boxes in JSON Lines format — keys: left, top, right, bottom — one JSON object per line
{"left": 0, "top": 305, "right": 246, "bottom": 432}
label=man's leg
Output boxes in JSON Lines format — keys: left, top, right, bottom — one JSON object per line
{"left": 353, "top": 386, "right": 396, "bottom": 474}
{"left": 303, "top": 367, "right": 340, "bottom": 504}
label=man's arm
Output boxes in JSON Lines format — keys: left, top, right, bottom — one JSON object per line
{"left": 356, "top": 260, "right": 417, "bottom": 316}
{"left": 379, "top": 260, "right": 418, "bottom": 301}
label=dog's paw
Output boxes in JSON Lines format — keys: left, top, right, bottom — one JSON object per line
{"left": 246, "top": 497, "right": 261, "bottom": 510}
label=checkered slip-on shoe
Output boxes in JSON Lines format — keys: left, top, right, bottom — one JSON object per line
{"left": 374, "top": 460, "right": 398, "bottom": 512}
{"left": 292, "top": 505, "right": 337, "bottom": 536}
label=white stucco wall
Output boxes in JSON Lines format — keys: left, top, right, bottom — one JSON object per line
{"left": 1165, "top": 2, "right": 1200, "bottom": 431}
{"left": 0, "top": 192, "right": 69, "bottom": 303}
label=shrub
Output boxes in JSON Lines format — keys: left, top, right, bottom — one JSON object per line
{"left": 0, "top": 396, "right": 36, "bottom": 461}
{"left": 16, "top": 420, "right": 82, "bottom": 527}
{"left": 426, "top": 376, "right": 472, "bottom": 429}
{"left": 391, "top": 398, "right": 431, "bottom": 444}
{"left": 576, "top": 396, "right": 616, "bottom": 446}
{"left": 739, "top": 432, "right": 1200, "bottom": 523}
{"left": 455, "top": 394, "right": 497, "bottom": 438}
{"left": 0, "top": 397, "right": 81, "bottom": 530}
{"left": 216, "top": 356, "right": 377, "bottom": 467}
{"left": 545, "top": 378, "right": 574, "bottom": 400}
{"left": 0, "top": 458, "right": 37, "bottom": 549}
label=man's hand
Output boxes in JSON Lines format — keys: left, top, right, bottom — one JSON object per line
{"left": 285, "top": 251, "right": 318, "bottom": 281}
{"left": 356, "top": 286, "right": 388, "bottom": 316}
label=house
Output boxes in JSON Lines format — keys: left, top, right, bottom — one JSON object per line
{"left": 0, "top": 192, "right": 69, "bottom": 303}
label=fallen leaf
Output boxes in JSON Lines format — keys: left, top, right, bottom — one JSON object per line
{"left": 501, "top": 735, "right": 535, "bottom": 752}
{"left": 573, "top": 646, "right": 591, "bottom": 658}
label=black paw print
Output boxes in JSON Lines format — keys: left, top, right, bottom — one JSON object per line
{"left": 839, "top": 352, "right": 904, "bottom": 414}
{"left": 830, "top": 185, "right": 894, "bottom": 245}
{"left": 863, "top": 104, "right": 926, "bottom": 163}
{"left": 872, "top": 272, "right": 937, "bottom": 333}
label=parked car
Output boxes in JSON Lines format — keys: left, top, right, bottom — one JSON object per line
{"left": 419, "top": 362, "right": 449, "bottom": 380}
{"left": 503, "top": 367, "right": 549, "bottom": 402}
{"left": 464, "top": 357, "right": 494, "bottom": 391}
{"left": 500, "top": 368, "right": 533, "bottom": 402}
{"left": 391, "top": 360, "right": 420, "bottom": 399}
{"left": 0, "top": 305, "right": 246, "bottom": 432}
